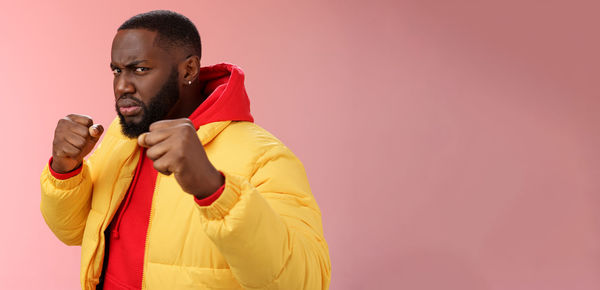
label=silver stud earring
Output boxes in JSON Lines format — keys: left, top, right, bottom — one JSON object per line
{"left": 188, "top": 80, "right": 192, "bottom": 85}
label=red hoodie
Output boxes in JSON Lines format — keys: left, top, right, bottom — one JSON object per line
{"left": 50, "top": 63, "right": 253, "bottom": 290}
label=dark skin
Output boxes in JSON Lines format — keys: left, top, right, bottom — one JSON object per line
{"left": 51, "top": 29, "right": 224, "bottom": 199}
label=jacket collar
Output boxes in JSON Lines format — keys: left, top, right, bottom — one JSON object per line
{"left": 197, "top": 120, "right": 231, "bottom": 145}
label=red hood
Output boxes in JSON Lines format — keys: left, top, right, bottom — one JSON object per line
{"left": 188, "top": 63, "right": 254, "bottom": 129}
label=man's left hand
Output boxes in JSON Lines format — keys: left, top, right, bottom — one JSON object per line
{"left": 138, "top": 118, "right": 224, "bottom": 199}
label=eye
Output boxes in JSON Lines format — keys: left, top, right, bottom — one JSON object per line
{"left": 112, "top": 68, "right": 121, "bottom": 75}
{"left": 135, "top": 67, "right": 150, "bottom": 73}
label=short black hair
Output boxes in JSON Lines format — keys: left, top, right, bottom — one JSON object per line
{"left": 118, "top": 10, "right": 202, "bottom": 58}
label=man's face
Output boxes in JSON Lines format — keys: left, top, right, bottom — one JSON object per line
{"left": 110, "top": 29, "right": 180, "bottom": 138}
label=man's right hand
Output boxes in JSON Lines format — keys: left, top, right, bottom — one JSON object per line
{"left": 51, "top": 114, "right": 104, "bottom": 174}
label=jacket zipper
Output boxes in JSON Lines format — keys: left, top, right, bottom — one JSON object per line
{"left": 86, "top": 147, "right": 142, "bottom": 289}
{"left": 141, "top": 169, "right": 160, "bottom": 289}
{"left": 112, "top": 148, "right": 145, "bottom": 239}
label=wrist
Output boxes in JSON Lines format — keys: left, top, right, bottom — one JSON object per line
{"left": 50, "top": 157, "right": 81, "bottom": 174}
{"left": 193, "top": 170, "right": 225, "bottom": 199}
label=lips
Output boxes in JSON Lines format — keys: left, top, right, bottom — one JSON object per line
{"left": 119, "top": 106, "right": 142, "bottom": 116}
{"left": 117, "top": 98, "right": 142, "bottom": 117}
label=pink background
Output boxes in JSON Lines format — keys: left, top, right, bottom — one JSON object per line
{"left": 1, "top": 0, "right": 599, "bottom": 289}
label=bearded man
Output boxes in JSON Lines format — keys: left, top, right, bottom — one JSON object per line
{"left": 40, "top": 10, "right": 331, "bottom": 290}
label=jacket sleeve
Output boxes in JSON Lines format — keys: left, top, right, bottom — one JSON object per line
{"left": 40, "top": 161, "right": 94, "bottom": 246}
{"left": 196, "top": 145, "right": 331, "bottom": 289}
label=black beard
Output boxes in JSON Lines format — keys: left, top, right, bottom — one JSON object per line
{"left": 116, "top": 68, "right": 180, "bottom": 138}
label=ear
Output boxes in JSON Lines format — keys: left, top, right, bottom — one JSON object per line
{"left": 179, "top": 55, "right": 201, "bottom": 85}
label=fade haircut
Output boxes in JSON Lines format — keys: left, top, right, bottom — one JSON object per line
{"left": 118, "top": 10, "right": 202, "bottom": 58}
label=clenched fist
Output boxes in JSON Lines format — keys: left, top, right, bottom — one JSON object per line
{"left": 138, "top": 118, "right": 224, "bottom": 199}
{"left": 51, "top": 114, "right": 104, "bottom": 174}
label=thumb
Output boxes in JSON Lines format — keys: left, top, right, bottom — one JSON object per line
{"left": 88, "top": 124, "right": 104, "bottom": 141}
{"left": 138, "top": 132, "right": 150, "bottom": 148}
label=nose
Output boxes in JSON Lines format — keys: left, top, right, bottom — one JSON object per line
{"left": 114, "top": 73, "right": 135, "bottom": 99}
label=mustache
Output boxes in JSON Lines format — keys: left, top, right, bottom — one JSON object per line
{"left": 116, "top": 95, "right": 144, "bottom": 107}
{"left": 118, "top": 95, "right": 142, "bottom": 104}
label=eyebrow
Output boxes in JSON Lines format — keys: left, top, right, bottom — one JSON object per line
{"left": 110, "top": 59, "right": 149, "bottom": 69}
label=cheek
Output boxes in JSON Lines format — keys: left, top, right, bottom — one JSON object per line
{"left": 135, "top": 72, "right": 170, "bottom": 100}
{"left": 112, "top": 78, "right": 118, "bottom": 97}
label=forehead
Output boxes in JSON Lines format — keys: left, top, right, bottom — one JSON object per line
{"left": 111, "top": 29, "right": 167, "bottom": 64}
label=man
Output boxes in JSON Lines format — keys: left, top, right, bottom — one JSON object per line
{"left": 40, "top": 10, "right": 331, "bottom": 290}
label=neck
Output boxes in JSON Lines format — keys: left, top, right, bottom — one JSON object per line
{"left": 167, "top": 84, "right": 206, "bottom": 119}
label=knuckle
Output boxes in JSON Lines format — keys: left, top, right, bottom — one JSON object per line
{"left": 154, "top": 165, "right": 168, "bottom": 176}
{"left": 75, "top": 125, "right": 89, "bottom": 137}
{"left": 73, "top": 138, "right": 86, "bottom": 148}
{"left": 176, "top": 124, "right": 194, "bottom": 137}
{"left": 153, "top": 160, "right": 163, "bottom": 170}
{"left": 149, "top": 120, "right": 165, "bottom": 131}
{"left": 64, "top": 147, "right": 76, "bottom": 156}
{"left": 182, "top": 122, "right": 194, "bottom": 130}
{"left": 57, "top": 118, "right": 69, "bottom": 128}
{"left": 59, "top": 148, "right": 70, "bottom": 157}
{"left": 72, "top": 149, "right": 83, "bottom": 157}
{"left": 67, "top": 114, "right": 93, "bottom": 126}
{"left": 146, "top": 149, "right": 157, "bottom": 160}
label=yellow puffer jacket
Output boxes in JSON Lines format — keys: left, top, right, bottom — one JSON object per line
{"left": 40, "top": 117, "right": 331, "bottom": 289}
